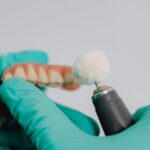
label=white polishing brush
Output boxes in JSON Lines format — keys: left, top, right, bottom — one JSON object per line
{"left": 72, "top": 50, "right": 134, "bottom": 136}
{"left": 72, "top": 50, "right": 110, "bottom": 87}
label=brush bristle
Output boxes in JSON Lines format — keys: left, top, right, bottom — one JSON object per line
{"left": 72, "top": 50, "right": 110, "bottom": 85}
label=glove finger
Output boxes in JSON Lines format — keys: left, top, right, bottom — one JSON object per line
{"left": 133, "top": 105, "right": 150, "bottom": 122}
{"left": 0, "top": 78, "right": 84, "bottom": 150}
{"left": 0, "top": 50, "right": 49, "bottom": 77}
{"left": 56, "top": 103, "right": 100, "bottom": 136}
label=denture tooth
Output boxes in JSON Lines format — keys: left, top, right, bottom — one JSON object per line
{"left": 3, "top": 73, "right": 13, "bottom": 81}
{"left": 64, "top": 73, "right": 74, "bottom": 84}
{"left": 48, "top": 70, "right": 64, "bottom": 87}
{"left": 14, "top": 67, "right": 27, "bottom": 79}
{"left": 38, "top": 67, "right": 48, "bottom": 84}
{"left": 27, "top": 64, "right": 38, "bottom": 82}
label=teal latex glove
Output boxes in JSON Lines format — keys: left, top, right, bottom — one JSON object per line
{"left": 0, "top": 50, "right": 49, "bottom": 149}
{"left": 0, "top": 51, "right": 99, "bottom": 149}
{"left": 0, "top": 78, "right": 150, "bottom": 150}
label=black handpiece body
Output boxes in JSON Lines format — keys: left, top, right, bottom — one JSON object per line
{"left": 92, "top": 85, "right": 135, "bottom": 135}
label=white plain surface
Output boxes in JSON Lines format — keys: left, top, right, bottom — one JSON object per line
{"left": 0, "top": 0, "right": 150, "bottom": 126}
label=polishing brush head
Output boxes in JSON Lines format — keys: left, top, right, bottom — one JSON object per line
{"left": 72, "top": 50, "right": 110, "bottom": 85}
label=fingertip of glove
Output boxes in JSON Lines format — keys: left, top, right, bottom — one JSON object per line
{"left": 26, "top": 50, "right": 49, "bottom": 64}
{"left": 133, "top": 105, "right": 150, "bottom": 121}
{"left": 9, "top": 50, "right": 49, "bottom": 64}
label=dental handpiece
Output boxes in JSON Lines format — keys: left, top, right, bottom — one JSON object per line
{"left": 92, "top": 84, "right": 135, "bottom": 135}
{"left": 72, "top": 50, "right": 135, "bottom": 136}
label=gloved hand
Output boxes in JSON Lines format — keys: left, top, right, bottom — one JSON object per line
{"left": 0, "top": 50, "right": 99, "bottom": 150}
{"left": 0, "top": 77, "right": 150, "bottom": 150}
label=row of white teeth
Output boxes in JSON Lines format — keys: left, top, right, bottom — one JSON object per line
{"left": 2, "top": 65, "right": 74, "bottom": 87}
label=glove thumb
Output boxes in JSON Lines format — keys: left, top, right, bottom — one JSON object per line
{"left": 0, "top": 78, "right": 84, "bottom": 150}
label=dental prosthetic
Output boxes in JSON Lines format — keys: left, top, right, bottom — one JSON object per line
{"left": 72, "top": 50, "right": 135, "bottom": 135}
{"left": 0, "top": 63, "right": 80, "bottom": 126}
{"left": 2, "top": 63, "right": 80, "bottom": 90}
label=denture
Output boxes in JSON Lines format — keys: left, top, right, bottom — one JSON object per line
{"left": 2, "top": 63, "right": 80, "bottom": 90}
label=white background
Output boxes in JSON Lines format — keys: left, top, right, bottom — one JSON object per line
{"left": 0, "top": 0, "right": 150, "bottom": 130}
